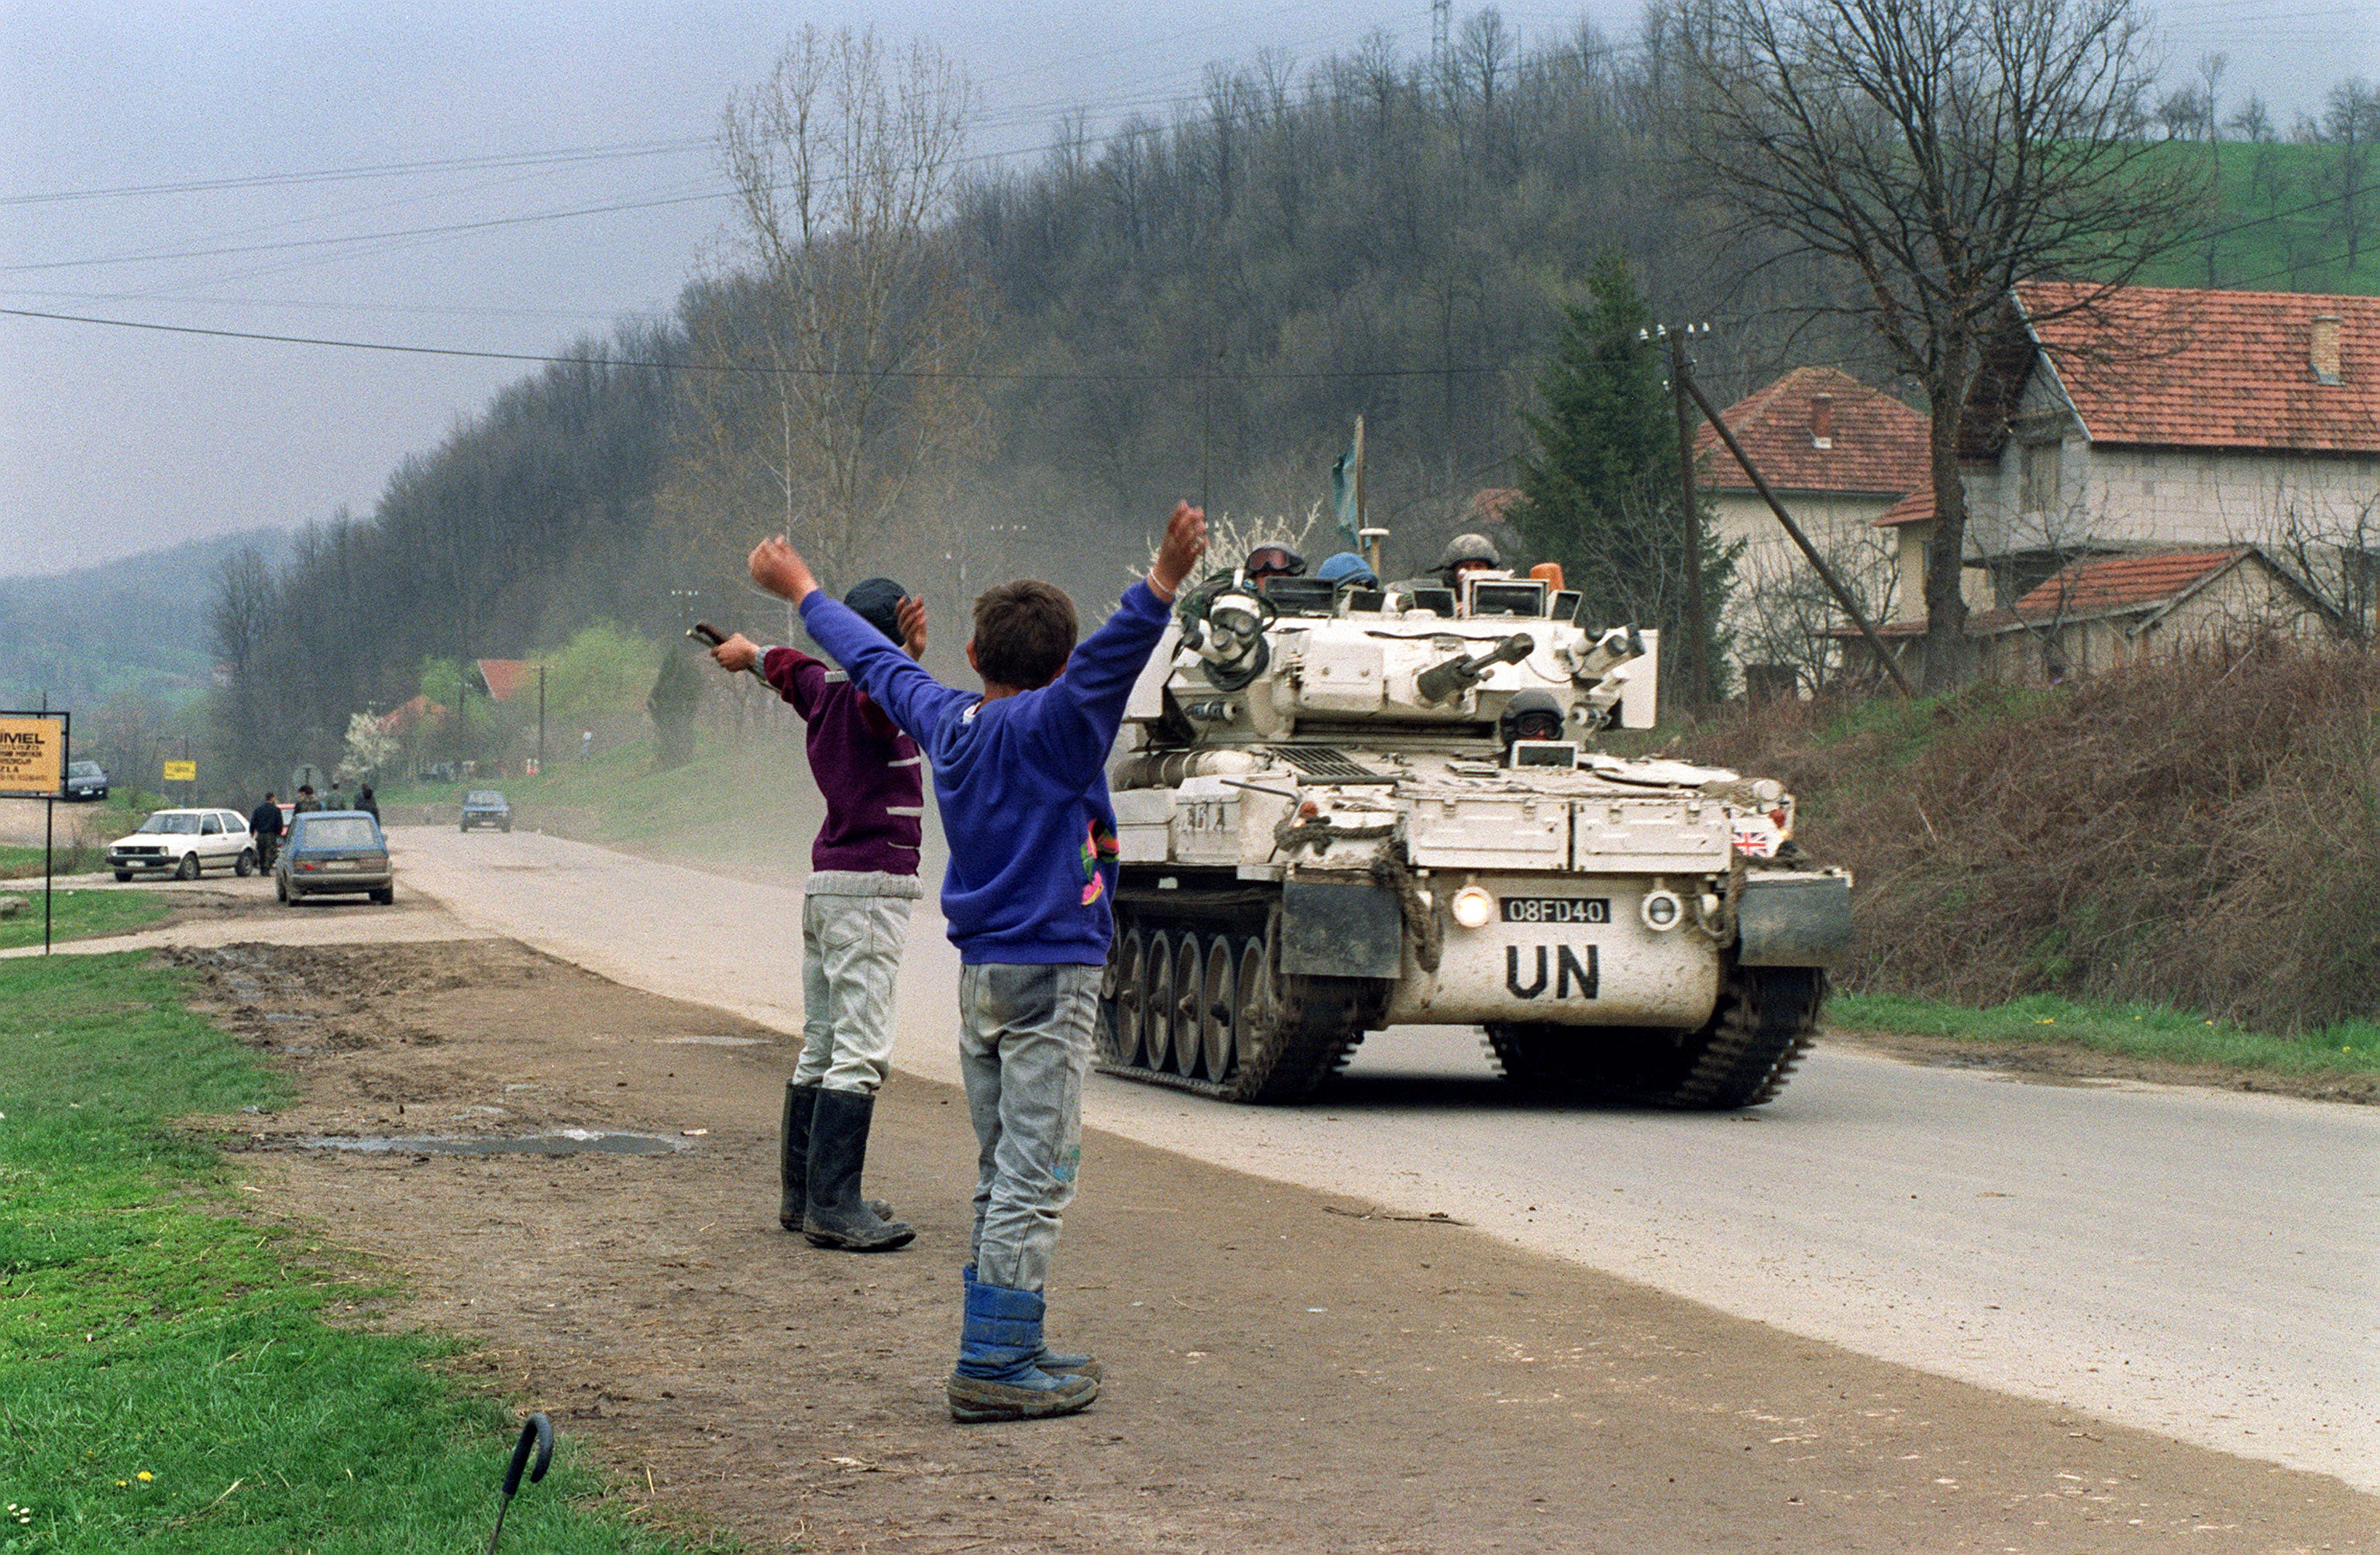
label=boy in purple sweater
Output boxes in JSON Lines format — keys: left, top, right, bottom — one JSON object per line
{"left": 749, "top": 502, "right": 1205, "bottom": 1423}
{"left": 708, "top": 577, "right": 927, "bottom": 1254}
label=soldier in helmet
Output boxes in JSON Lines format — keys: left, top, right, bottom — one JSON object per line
{"left": 1391, "top": 532, "right": 1504, "bottom": 613}
{"left": 1436, "top": 532, "right": 1501, "bottom": 586}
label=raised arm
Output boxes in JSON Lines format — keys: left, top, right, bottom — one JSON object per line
{"left": 1025, "top": 502, "right": 1206, "bottom": 778}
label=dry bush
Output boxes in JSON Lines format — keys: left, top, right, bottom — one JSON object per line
{"left": 1676, "top": 646, "right": 2380, "bottom": 1030}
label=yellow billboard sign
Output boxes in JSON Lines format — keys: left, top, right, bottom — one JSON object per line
{"left": 0, "top": 713, "right": 67, "bottom": 798}
{"left": 162, "top": 759, "right": 198, "bottom": 783}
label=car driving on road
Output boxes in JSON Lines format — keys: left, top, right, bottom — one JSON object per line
{"left": 64, "top": 760, "right": 109, "bottom": 801}
{"left": 275, "top": 810, "right": 394, "bottom": 906}
{"left": 107, "top": 807, "right": 256, "bottom": 880}
{"left": 459, "top": 790, "right": 512, "bottom": 832}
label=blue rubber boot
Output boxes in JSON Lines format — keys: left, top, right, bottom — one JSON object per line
{"left": 964, "top": 1265, "right": 1102, "bottom": 1381}
{"left": 946, "top": 1275, "right": 1099, "bottom": 1423}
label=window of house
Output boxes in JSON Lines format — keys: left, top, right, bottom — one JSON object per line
{"left": 2020, "top": 441, "right": 2061, "bottom": 513}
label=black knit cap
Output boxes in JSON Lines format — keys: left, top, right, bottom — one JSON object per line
{"left": 843, "top": 577, "right": 909, "bottom": 644}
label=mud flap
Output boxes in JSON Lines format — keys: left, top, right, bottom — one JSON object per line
{"left": 1736, "top": 874, "right": 1852, "bottom": 968}
{"left": 1281, "top": 879, "right": 1405, "bottom": 979}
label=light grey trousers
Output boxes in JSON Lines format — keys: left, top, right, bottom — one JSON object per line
{"left": 958, "top": 961, "right": 1102, "bottom": 1293}
{"left": 796, "top": 885, "right": 914, "bottom": 1095}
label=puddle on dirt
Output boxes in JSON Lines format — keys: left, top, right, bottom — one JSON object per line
{"left": 284, "top": 1128, "right": 689, "bottom": 1157}
{"left": 654, "top": 1034, "right": 768, "bottom": 1048}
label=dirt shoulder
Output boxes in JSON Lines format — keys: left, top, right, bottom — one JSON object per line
{"left": 175, "top": 937, "right": 2372, "bottom": 1554}
{"left": 1825, "top": 1027, "right": 2378, "bottom": 1106}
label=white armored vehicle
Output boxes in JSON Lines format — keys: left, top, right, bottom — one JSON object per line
{"left": 1100, "top": 560, "right": 1851, "bottom": 1106}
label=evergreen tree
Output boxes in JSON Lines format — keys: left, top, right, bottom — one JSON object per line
{"left": 1510, "top": 253, "right": 1735, "bottom": 707}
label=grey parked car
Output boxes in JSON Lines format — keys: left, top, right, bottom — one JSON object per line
{"left": 459, "top": 790, "right": 512, "bottom": 832}
{"left": 275, "top": 810, "right": 394, "bottom": 906}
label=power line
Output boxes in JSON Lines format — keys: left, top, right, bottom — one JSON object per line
{"left": 7, "top": 8, "right": 1441, "bottom": 280}
{"left": 0, "top": 137, "right": 717, "bottom": 208}
{"left": 0, "top": 304, "right": 1507, "bottom": 383}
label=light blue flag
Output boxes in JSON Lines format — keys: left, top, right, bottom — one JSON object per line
{"left": 1329, "top": 426, "right": 1364, "bottom": 552}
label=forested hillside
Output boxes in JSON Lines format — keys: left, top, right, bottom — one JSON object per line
{"left": 1, "top": 527, "right": 289, "bottom": 710}
{"left": 207, "top": 14, "right": 2380, "bottom": 787}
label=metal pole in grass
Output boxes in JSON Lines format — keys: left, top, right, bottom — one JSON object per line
{"left": 483, "top": 1412, "right": 552, "bottom": 1555}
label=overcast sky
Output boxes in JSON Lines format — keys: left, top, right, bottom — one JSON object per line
{"left": 2, "top": 0, "right": 2368, "bottom": 578}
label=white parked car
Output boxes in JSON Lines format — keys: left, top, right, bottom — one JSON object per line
{"left": 107, "top": 807, "right": 258, "bottom": 882}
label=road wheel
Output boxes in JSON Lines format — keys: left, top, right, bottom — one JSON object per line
{"left": 234, "top": 849, "right": 256, "bottom": 878}
{"left": 459, "top": 820, "right": 470, "bottom": 832}
{"left": 370, "top": 886, "right": 394, "bottom": 906}
{"left": 1201, "top": 937, "right": 1240, "bottom": 1081}
{"left": 174, "top": 852, "right": 200, "bottom": 882}
{"left": 113, "top": 871, "right": 131, "bottom": 882}
{"left": 1142, "top": 931, "right": 1174, "bottom": 1075}
{"left": 1169, "top": 934, "right": 1206, "bottom": 1078}
{"left": 1099, "top": 927, "right": 1144, "bottom": 1067}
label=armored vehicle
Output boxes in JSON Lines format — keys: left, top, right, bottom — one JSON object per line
{"left": 1099, "top": 561, "right": 1851, "bottom": 1107}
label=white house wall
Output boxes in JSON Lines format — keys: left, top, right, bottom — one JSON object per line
{"left": 1973, "top": 363, "right": 2380, "bottom": 559}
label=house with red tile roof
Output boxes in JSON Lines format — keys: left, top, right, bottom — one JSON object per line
{"left": 1900, "top": 284, "right": 2380, "bottom": 614}
{"left": 1693, "top": 365, "right": 1932, "bottom": 558}
{"left": 1691, "top": 366, "right": 1946, "bottom": 690}
{"left": 473, "top": 659, "right": 538, "bottom": 704}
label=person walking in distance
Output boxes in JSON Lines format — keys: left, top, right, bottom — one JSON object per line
{"left": 705, "top": 579, "right": 930, "bottom": 1253}
{"left": 749, "top": 501, "right": 1207, "bottom": 1424}
{"left": 248, "top": 791, "right": 284, "bottom": 872}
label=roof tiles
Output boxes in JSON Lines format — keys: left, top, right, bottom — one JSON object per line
{"left": 2017, "top": 283, "right": 2380, "bottom": 453}
{"left": 2007, "top": 549, "right": 2248, "bottom": 622}
{"left": 1693, "top": 366, "right": 1932, "bottom": 497}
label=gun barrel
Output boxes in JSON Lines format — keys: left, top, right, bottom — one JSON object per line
{"left": 1415, "top": 632, "right": 1533, "bottom": 704}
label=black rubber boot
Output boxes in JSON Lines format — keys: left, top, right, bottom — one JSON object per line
{"left": 781, "top": 1082, "right": 895, "bottom": 1231}
{"left": 779, "top": 1082, "right": 814, "bottom": 1231}
{"left": 803, "top": 1087, "right": 916, "bottom": 1252}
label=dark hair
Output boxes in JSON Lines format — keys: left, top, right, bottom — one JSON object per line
{"left": 971, "top": 580, "right": 1078, "bottom": 690}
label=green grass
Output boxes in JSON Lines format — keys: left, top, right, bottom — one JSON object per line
{"left": 0, "top": 892, "right": 174, "bottom": 951}
{"left": 2127, "top": 140, "right": 2380, "bottom": 297}
{"left": 1829, "top": 989, "right": 2380, "bottom": 1079}
{"left": 0, "top": 953, "right": 724, "bottom": 1554}
{"left": 0, "top": 843, "right": 95, "bottom": 881}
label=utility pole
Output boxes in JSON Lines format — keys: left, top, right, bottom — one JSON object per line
{"left": 1664, "top": 325, "right": 1711, "bottom": 710}
{"left": 1671, "top": 353, "right": 1914, "bottom": 697}
{"left": 536, "top": 663, "right": 547, "bottom": 775}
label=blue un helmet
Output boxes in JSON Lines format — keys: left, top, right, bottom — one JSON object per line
{"left": 1315, "top": 552, "right": 1380, "bottom": 589}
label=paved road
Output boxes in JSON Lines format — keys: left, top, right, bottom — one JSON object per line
{"left": 57, "top": 823, "right": 2378, "bottom": 1492}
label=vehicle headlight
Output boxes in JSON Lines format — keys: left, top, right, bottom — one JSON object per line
{"left": 1640, "top": 889, "right": 1684, "bottom": 932}
{"left": 1450, "top": 886, "right": 1495, "bottom": 930}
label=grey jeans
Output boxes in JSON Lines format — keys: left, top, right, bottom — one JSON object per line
{"left": 958, "top": 961, "right": 1102, "bottom": 1293}
{"left": 797, "top": 883, "right": 915, "bottom": 1094}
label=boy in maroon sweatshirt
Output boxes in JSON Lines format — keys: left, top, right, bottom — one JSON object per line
{"left": 709, "top": 576, "right": 927, "bottom": 1253}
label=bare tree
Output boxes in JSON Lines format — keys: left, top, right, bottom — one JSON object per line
{"left": 1667, "top": 0, "right": 2210, "bottom": 688}
{"left": 672, "top": 27, "right": 982, "bottom": 596}
{"left": 207, "top": 545, "right": 277, "bottom": 779}
{"left": 2254, "top": 490, "right": 2380, "bottom": 646}
{"left": 1731, "top": 526, "right": 1900, "bottom": 694}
